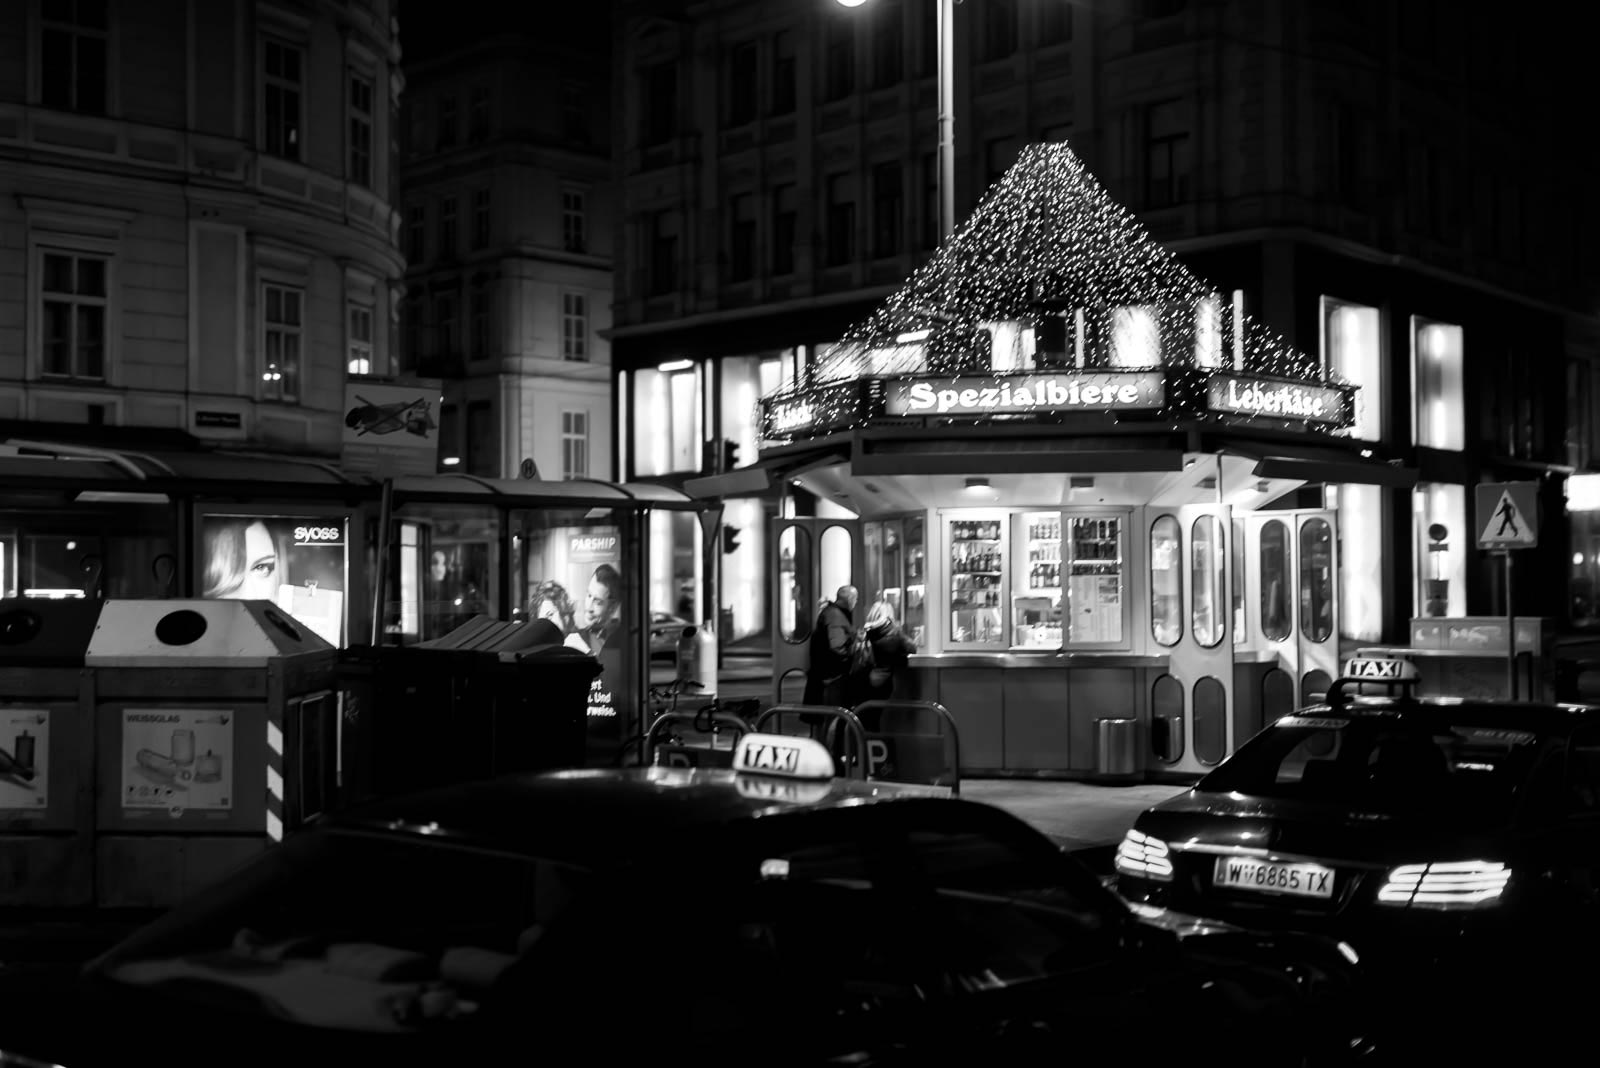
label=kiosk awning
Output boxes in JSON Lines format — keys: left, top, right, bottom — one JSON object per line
{"left": 1219, "top": 440, "right": 1418, "bottom": 489}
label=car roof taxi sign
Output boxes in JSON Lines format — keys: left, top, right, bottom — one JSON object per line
{"left": 1326, "top": 655, "right": 1421, "bottom": 707}
{"left": 733, "top": 733, "right": 836, "bottom": 781}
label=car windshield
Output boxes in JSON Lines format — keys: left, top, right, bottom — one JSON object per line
{"left": 1197, "top": 714, "right": 1546, "bottom": 820}
{"left": 95, "top": 828, "right": 591, "bottom": 1033}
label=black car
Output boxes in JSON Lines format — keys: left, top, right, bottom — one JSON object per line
{"left": 1115, "top": 657, "right": 1600, "bottom": 1035}
{"left": 8, "top": 734, "right": 1369, "bottom": 1068}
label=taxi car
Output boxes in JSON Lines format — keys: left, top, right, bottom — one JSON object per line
{"left": 1115, "top": 655, "right": 1600, "bottom": 1026}
{"left": 8, "top": 735, "right": 1371, "bottom": 1068}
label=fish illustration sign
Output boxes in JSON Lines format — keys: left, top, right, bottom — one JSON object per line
{"left": 340, "top": 382, "right": 443, "bottom": 476}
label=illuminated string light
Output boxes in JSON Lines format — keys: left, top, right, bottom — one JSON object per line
{"left": 760, "top": 141, "right": 1354, "bottom": 441}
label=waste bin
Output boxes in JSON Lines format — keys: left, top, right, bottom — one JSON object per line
{"left": 86, "top": 599, "right": 338, "bottom": 909}
{"left": 337, "top": 617, "right": 599, "bottom": 806}
{"left": 1094, "top": 718, "right": 1139, "bottom": 781}
{"left": 0, "top": 598, "right": 104, "bottom": 907}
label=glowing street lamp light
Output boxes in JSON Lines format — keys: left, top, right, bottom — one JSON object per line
{"left": 837, "top": 0, "right": 955, "bottom": 240}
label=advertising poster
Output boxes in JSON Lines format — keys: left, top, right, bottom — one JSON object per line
{"left": 199, "top": 513, "right": 348, "bottom": 647}
{"left": 121, "top": 708, "right": 234, "bottom": 812}
{"left": 524, "top": 525, "right": 630, "bottom": 756}
{"left": 340, "top": 381, "right": 442, "bottom": 477}
{"left": 0, "top": 708, "right": 49, "bottom": 811}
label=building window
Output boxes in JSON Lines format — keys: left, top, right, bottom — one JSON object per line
{"left": 872, "top": 162, "right": 902, "bottom": 259}
{"left": 729, "top": 194, "right": 755, "bottom": 282}
{"left": 771, "top": 29, "right": 796, "bottom": 115}
{"left": 1039, "top": 0, "right": 1072, "bottom": 45}
{"left": 468, "top": 86, "right": 489, "bottom": 142}
{"left": 262, "top": 39, "right": 303, "bottom": 160}
{"left": 771, "top": 185, "right": 796, "bottom": 275}
{"left": 438, "top": 403, "right": 459, "bottom": 467}
{"left": 472, "top": 189, "right": 490, "bottom": 250}
{"left": 561, "top": 81, "right": 587, "bottom": 144}
{"left": 39, "top": 249, "right": 107, "bottom": 380}
{"left": 727, "top": 41, "right": 758, "bottom": 126}
{"left": 981, "top": 0, "right": 1018, "bottom": 62}
{"left": 348, "top": 74, "right": 374, "bottom": 189}
{"left": 402, "top": 294, "right": 423, "bottom": 369}
{"left": 433, "top": 292, "right": 457, "bottom": 359}
{"left": 1570, "top": 360, "right": 1597, "bottom": 472}
{"left": 1194, "top": 294, "right": 1223, "bottom": 369}
{"left": 465, "top": 400, "right": 493, "bottom": 476}
{"left": 562, "top": 411, "right": 589, "bottom": 480}
{"left": 437, "top": 94, "right": 457, "bottom": 149}
{"left": 347, "top": 303, "right": 373, "bottom": 376}
{"left": 407, "top": 97, "right": 428, "bottom": 157}
{"left": 438, "top": 195, "right": 457, "bottom": 259}
{"left": 825, "top": 174, "right": 856, "bottom": 267}
{"left": 918, "top": 1, "right": 937, "bottom": 78}
{"left": 1143, "top": 99, "right": 1190, "bottom": 208}
{"left": 261, "top": 284, "right": 302, "bottom": 402}
{"left": 1109, "top": 306, "right": 1159, "bottom": 367}
{"left": 871, "top": 3, "right": 902, "bottom": 88}
{"left": 920, "top": 152, "right": 938, "bottom": 249}
{"left": 824, "top": 16, "right": 855, "bottom": 100}
{"left": 406, "top": 204, "right": 426, "bottom": 262}
{"left": 40, "top": 0, "right": 109, "bottom": 114}
{"left": 648, "top": 212, "right": 679, "bottom": 295}
{"left": 1322, "top": 297, "right": 1382, "bottom": 442}
{"left": 469, "top": 283, "right": 489, "bottom": 361}
{"left": 562, "top": 293, "right": 588, "bottom": 361}
{"left": 1412, "top": 318, "right": 1464, "bottom": 451}
{"left": 1413, "top": 482, "right": 1466, "bottom": 619}
{"left": 562, "top": 190, "right": 586, "bottom": 253}
{"left": 643, "top": 62, "right": 677, "bottom": 145}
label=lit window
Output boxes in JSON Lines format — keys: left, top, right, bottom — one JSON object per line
{"left": 1194, "top": 294, "right": 1223, "bottom": 369}
{"left": 40, "top": 0, "right": 109, "bottom": 115}
{"left": 562, "top": 411, "right": 589, "bottom": 480}
{"left": 1330, "top": 483, "right": 1383, "bottom": 642}
{"left": 262, "top": 284, "right": 303, "bottom": 402}
{"left": 262, "top": 39, "right": 303, "bottom": 160}
{"left": 39, "top": 250, "right": 108, "bottom": 380}
{"left": 1413, "top": 482, "right": 1466, "bottom": 619}
{"left": 1412, "top": 317, "right": 1464, "bottom": 450}
{"left": 562, "top": 293, "right": 588, "bottom": 361}
{"left": 347, "top": 303, "right": 373, "bottom": 376}
{"left": 1110, "top": 306, "right": 1159, "bottom": 367}
{"left": 1321, "top": 297, "right": 1382, "bottom": 441}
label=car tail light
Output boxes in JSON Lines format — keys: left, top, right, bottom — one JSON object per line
{"left": 1375, "top": 861, "right": 1510, "bottom": 908}
{"left": 1115, "top": 828, "right": 1174, "bottom": 882}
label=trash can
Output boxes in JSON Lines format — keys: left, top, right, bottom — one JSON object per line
{"left": 86, "top": 599, "right": 338, "bottom": 909}
{"left": 1094, "top": 717, "right": 1139, "bottom": 781}
{"left": 0, "top": 598, "right": 105, "bottom": 907}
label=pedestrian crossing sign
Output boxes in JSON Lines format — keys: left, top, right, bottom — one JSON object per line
{"left": 1476, "top": 481, "right": 1538, "bottom": 549}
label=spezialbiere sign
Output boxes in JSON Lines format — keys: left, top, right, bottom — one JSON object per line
{"left": 1205, "top": 372, "right": 1350, "bottom": 426}
{"left": 883, "top": 371, "right": 1167, "bottom": 417}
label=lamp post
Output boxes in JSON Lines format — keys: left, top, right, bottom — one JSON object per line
{"left": 837, "top": 0, "right": 956, "bottom": 240}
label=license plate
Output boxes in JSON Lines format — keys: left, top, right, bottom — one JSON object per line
{"left": 1213, "top": 857, "right": 1335, "bottom": 899}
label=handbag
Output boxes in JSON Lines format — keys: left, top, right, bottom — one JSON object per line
{"left": 847, "top": 629, "right": 875, "bottom": 675}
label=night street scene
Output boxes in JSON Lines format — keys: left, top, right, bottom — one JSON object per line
{"left": 0, "top": 0, "right": 1597, "bottom": 1064}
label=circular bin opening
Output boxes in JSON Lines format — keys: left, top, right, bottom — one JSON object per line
{"left": 263, "top": 607, "right": 303, "bottom": 643}
{"left": 0, "top": 609, "right": 43, "bottom": 646}
{"left": 155, "top": 609, "right": 209, "bottom": 646}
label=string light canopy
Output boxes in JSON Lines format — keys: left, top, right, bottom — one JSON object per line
{"left": 761, "top": 140, "right": 1355, "bottom": 441}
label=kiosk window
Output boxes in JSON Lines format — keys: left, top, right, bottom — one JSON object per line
{"left": 1260, "top": 520, "right": 1291, "bottom": 642}
{"left": 1299, "top": 518, "right": 1333, "bottom": 643}
{"left": 1150, "top": 516, "right": 1182, "bottom": 647}
{"left": 778, "top": 526, "right": 812, "bottom": 644}
{"left": 1191, "top": 515, "right": 1225, "bottom": 648}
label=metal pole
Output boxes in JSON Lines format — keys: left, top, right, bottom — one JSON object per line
{"left": 937, "top": 0, "right": 955, "bottom": 241}
{"left": 369, "top": 477, "right": 395, "bottom": 647}
{"left": 1504, "top": 550, "right": 1516, "bottom": 701}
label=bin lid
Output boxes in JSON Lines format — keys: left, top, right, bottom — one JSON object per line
{"left": 0, "top": 597, "right": 107, "bottom": 667}
{"left": 84, "top": 599, "right": 334, "bottom": 667}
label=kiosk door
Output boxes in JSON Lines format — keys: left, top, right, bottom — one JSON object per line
{"left": 1154, "top": 505, "right": 1236, "bottom": 776}
{"left": 770, "top": 517, "right": 863, "bottom": 706}
{"left": 1242, "top": 510, "right": 1340, "bottom": 711}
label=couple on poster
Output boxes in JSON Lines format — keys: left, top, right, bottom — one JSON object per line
{"left": 526, "top": 564, "right": 623, "bottom": 655}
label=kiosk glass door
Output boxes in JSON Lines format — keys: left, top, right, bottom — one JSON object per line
{"left": 1242, "top": 510, "right": 1341, "bottom": 716}
{"left": 1155, "top": 505, "right": 1236, "bottom": 774}
{"left": 771, "top": 517, "right": 863, "bottom": 704}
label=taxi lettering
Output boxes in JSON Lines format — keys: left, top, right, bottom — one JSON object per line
{"left": 738, "top": 742, "right": 801, "bottom": 774}
{"left": 1345, "top": 658, "right": 1409, "bottom": 679}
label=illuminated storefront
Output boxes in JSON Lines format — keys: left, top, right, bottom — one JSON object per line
{"left": 753, "top": 142, "right": 1415, "bottom": 779}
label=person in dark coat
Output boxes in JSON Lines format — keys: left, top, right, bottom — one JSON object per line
{"left": 845, "top": 599, "right": 918, "bottom": 708}
{"left": 802, "top": 584, "right": 858, "bottom": 709}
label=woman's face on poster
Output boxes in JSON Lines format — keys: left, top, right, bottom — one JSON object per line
{"left": 239, "top": 521, "right": 278, "bottom": 600}
{"left": 537, "top": 599, "right": 564, "bottom": 626}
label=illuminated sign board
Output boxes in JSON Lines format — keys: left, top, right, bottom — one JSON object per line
{"left": 759, "top": 381, "right": 864, "bottom": 440}
{"left": 883, "top": 371, "right": 1166, "bottom": 417}
{"left": 1205, "top": 373, "right": 1351, "bottom": 426}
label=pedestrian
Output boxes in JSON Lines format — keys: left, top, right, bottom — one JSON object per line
{"left": 802, "top": 584, "right": 858, "bottom": 709}
{"left": 845, "top": 599, "right": 918, "bottom": 708}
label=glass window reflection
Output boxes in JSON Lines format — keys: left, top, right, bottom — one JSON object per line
{"left": 1300, "top": 518, "right": 1333, "bottom": 643}
{"left": 1260, "top": 520, "right": 1290, "bottom": 642}
{"left": 1150, "top": 516, "right": 1182, "bottom": 647}
{"left": 1191, "top": 515, "right": 1225, "bottom": 648}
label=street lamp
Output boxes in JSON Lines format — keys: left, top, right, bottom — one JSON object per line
{"left": 837, "top": 0, "right": 955, "bottom": 241}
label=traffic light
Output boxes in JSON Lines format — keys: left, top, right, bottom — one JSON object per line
{"left": 721, "top": 438, "right": 741, "bottom": 471}
{"left": 722, "top": 524, "right": 742, "bottom": 554}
